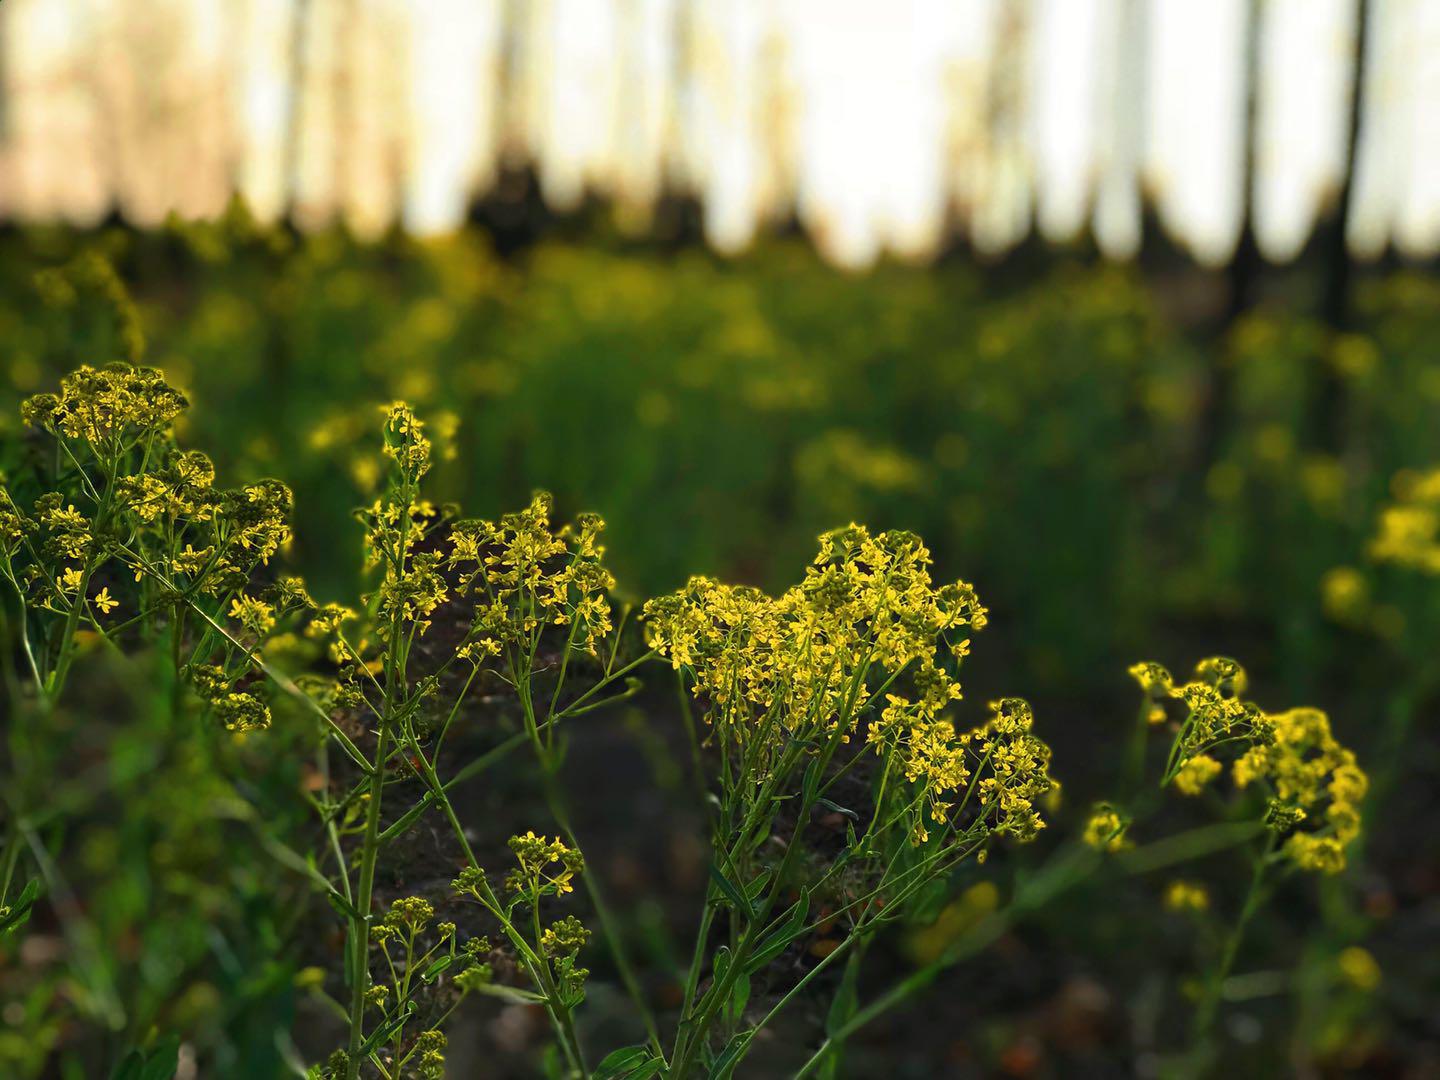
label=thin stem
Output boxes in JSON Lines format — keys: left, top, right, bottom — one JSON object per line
{"left": 344, "top": 717, "right": 390, "bottom": 1080}
{"left": 1189, "top": 831, "right": 1279, "bottom": 1058}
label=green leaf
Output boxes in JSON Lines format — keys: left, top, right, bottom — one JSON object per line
{"left": 593, "top": 1047, "right": 648, "bottom": 1076}
{"left": 729, "top": 972, "right": 751, "bottom": 1023}
{"left": 708, "top": 864, "right": 754, "bottom": 920}
{"left": 325, "top": 888, "right": 366, "bottom": 924}
{"left": 357, "top": 1001, "right": 417, "bottom": 1056}
{"left": 108, "top": 1035, "right": 179, "bottom": 1080}
{"left": 820, "top": 948, "right": 863, "bottom": 1078}
{"left": 743, "top": 888, "right": 810, "bottom": 974}
{"left": 418, "top": 954, "right": 456, "bottom": 983}
{"left": 711, "top": 945, "right": 732, "bottom": 985}
{"left": 707, "top": 1033, "right": 749, "bottom": 1080}
{"left": 801, "top": 757, "right": 823, "bottom": 800}
{"left": 138, "top": 1036, "right": 180, "bottom": 1080}
{"left": 815, "top": 798, "right": 859, "bottom": 823}
{"left": 743, "top": 868, "right": 773, "bottom": 902}
{"left": 470, "top": 982, "right": 548, "bottom": 1005}
{"left": 592, "top": 1046, "right": 663, "bottom": 1080}
{"left": 0, "top": 878, "right": 40, "bottom": 938}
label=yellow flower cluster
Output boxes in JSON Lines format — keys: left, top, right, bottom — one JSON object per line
{"left": 188, "top": 663, "right": 271, "bottom": 733}
{"left": 647, "top": 526, "right": 982, "bottom": 733}
{"left": 1083, "top": 803, "right": 1131, "bottom": 852}
{"left": 6, "top": 364, "right": 310, "bottom": 731}
{"left": 1173, "top": 754, "right": 1223, "bottom": 796}
{"left": 33, "top": 495, "right": 93, "bottom": 565}
{"left": 355, "top": 406, "right": 450, "bottom": 639}
{"left": 1233, "top": 707, "right": 1367, "bottom": 874}
{"left": 969, "top": 699, "right": 1052, "bottom": 842}
{"left": 373, "top": 544, "right": 448, "bottom": 638}
{"left": 116, "top": 450, "right": 219, "bottom": 524}
{"left": 1337, "top": 946, "right": 1381, "bottom": 992}
{"left": 413, "top": 1030, "right": 447, "bottom": 1079}
{"left": 230, "top": 593, "right": 276, "bottom": 636}
{"left": 539, "top": 914, "right": 590, "bottom": 960}
{"left": 448, "top": 493, "right": 615, "bottom": 656}
{"left": 1369, "top": 467, "right": 1440, "bottom": 573}
{"left": 0, "top": 489, "right": 24, "bottom": 556}
{"left": 1163, "top": 880, "right": 1210, "bottom": 913}
{"left": 1134, "top": 657, "right": 1367, "bottom": 873}
{"left": 646, "top": 525, "right": 1049, "bottom": 845}
{"left": 20, "top": 363, "right": 186, "bottom": 448}
{"left": 113, "top": 445, "right": 292, "bottom": 599}
{"left": 381, "top": 895, "right": 435, "bottom": 935}
{"left": 1132, "top": 657, "right": 1269, "bottom": 798}
{"left": 381, "top": 401, "right": 433, "bottom": 481}
{"left": 503, "top": 831, "right": 585, "bottom": 900}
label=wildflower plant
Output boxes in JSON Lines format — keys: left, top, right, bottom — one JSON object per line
{"left": 0, "top": 369, "right": 640, "bottom": 1079}
{"left": 1, "top": 353, "right": 1382, "bottom": 1078}
{"left": 642, "top": 525, "right": 1053, "bottom": 1076}
{"left": 1118, "top": 656, "right": 1368, "bottom": 1066}
{"left": 1368, "top": 467, "right": 1440, "bottom": 574}
{"left": 285, "top": 405, "right": 640, "bottom": 1080}
{"left": 1, "top": 363, "right": 294, "bottom": 713}
{"left": 1321, "top": 464, "right": 1440, "bottom": 818}
{"left": 1140, "top": 658, "right": 1367, "bottom": 876}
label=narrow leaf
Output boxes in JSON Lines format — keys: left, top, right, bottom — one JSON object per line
{"left": 708, "top": 864, "right": 754, "bottom": 920}
{"left": 0, "top": 878, "right": 40, "bottom": 937}
{"left": 592, "top": 1046, "right": 660, "bottom": 1080}
{"left": 708, "top": 1032, "right": 750, "bottom": 1080}
{"left": 470, "top": 982, "right": 548, "bottom": 1005}
{"left": 815, "top": 798, "right": 859, "bottom": 823}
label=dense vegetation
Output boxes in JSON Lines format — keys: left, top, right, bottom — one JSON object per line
{"left": 0, "top": 218, "right": 1436, "bottom": 1077}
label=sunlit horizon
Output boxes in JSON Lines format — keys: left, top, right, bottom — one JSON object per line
{"left": 1, "top": 0, "right": 1436, "bottom": 268}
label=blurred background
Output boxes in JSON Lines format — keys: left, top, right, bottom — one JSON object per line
{"left": 1, "top": 1, "right": 1439, "bottom": 1076}
{"left": 2, "top": 0, "right": 1440, "bottom": 266}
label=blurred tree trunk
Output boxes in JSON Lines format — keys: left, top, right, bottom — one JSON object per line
{"left": 1198, "top": 0, "right": 1262, "bottom": 471}
{"left": 284, "top": 0, "right": 312, "bottom": 216}
{"left": 1309, "top": 0, "right": 1369, "bottom": 454}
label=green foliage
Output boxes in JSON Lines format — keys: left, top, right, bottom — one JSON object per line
{"left": 1, "top": 227, "right": 1428, "bottom": 1076}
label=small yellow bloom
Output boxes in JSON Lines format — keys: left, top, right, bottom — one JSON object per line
{"left": 1172, "top": 754, "right": 1222, "bottom": 796}
{"left": 93, "top": 587, "right": 118, "bottom": 615}
{"left": 1083, "top": 804, "right": 1130, "bottom": 852}
{"left": 229, "top": 593, "right": 276, "bottom": 635}
{"left": 1163, "top": 880, "right": 1209, "bottom": 913}
{"left": 1337, "top": 946, "right": 1381, "bottom": 992}
{"left": 60, "top": 566, "right": 83, "bottom": 592}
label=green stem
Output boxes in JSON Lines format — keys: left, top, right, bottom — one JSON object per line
{"left": 45, "top": 461, "right": 117, "bottom": 705}
{"left": 791, "top": 818, "right": 1260, "bottom": 1080}
{"left": 1189, "top": 831, "right": 1278, "bottom": 1058}
{"left": 423, "top": 759, "right": 590, "bottom": 1078}
{"left": 344, "top": 719, "right": 390, "bottom": 1080}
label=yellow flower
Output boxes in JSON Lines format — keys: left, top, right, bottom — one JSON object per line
{"left": 1370, "top": 466, "right": 1440, "bottom": 574}
{"left": 1083, "top": 804, "right": 1130, "bottom": 852}
{"left": 1337, "top": 946, "right": 1381, "bottom": 992}
{"left": 1163, "top": 880, "right": 1209, "bottom": 913}
{"left": 60, "top": 567, "right": 83, "bottom": 592}
{"left": 229, "top": 593, "right": 276, "bottom": 635}
{"left": 1172, "top": 754, "right": 1222, "bottom": 796}
{"left": 1141, "top": 657, "right": 1367, "bottom": 875}
{"left": 93, "top": 587, "right": 118, "bottom": 615}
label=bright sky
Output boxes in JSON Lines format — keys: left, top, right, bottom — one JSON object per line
{"left": 0, "top": 0, "right": 1435, "bottom": 268}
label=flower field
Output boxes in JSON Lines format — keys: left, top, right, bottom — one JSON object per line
{"left": 1, "top": 220, "right": 1437, "bottom": 1078}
